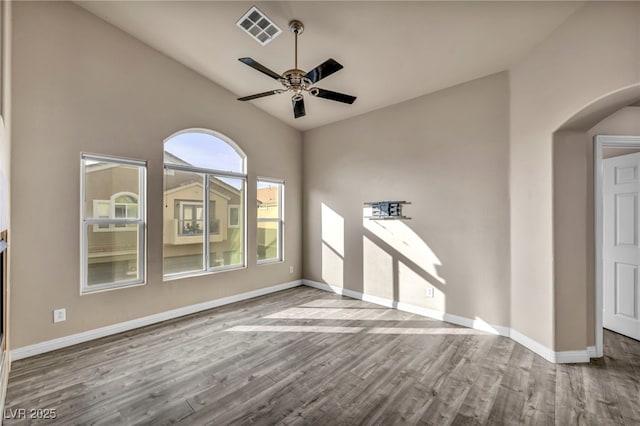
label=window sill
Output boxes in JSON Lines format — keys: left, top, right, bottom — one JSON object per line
{"left": 163, "top": 265, "right": 247, "bottom": 282}
{"left": 81, "top": 280, "right": 146, "bottom": 295}
{"left": 257, "top": 259, "right": 284, "bottom": 266}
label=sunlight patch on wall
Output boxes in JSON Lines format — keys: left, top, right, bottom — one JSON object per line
{"left": 321, "top": 203, "right": 344, "bottom": 256}
{"left": 322, "top": 243, "right": 344, "bottom": 288}
{"left": 398, "top": 260, "right": 445, "bottom": 312}
{"left": 321, "top": 203, "right": 345, "bottom": 288}
{"left": 363, "top": 236, "right": 394, "bottom": 300}
{"left": 363, "top": 218, "right": 445, "bottom": 284}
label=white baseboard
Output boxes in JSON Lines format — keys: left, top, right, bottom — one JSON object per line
{"left": 11, "top": 279, "right": 595, "bottom": 365}
{"left": 303, "top": 279, "right": 593, "bottom": 364}
{"left": 508, "top": 328, "right": 592, "bottom": 363}
{"left": 11, "top": 280, "right": 302, "bottom": 361}
{"left": 302, "top": 280, "right": 510, "bottom": 337}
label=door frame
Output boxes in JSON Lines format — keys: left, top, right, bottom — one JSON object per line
{"left": 594, "top": 135, "right": 640, "bottom": 357}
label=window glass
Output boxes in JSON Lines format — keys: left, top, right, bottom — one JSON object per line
{"left": 163, "top": 130, "right": 247, "bottom": 279}
{"left": 163, "top": 169, "right": 205, "bottom": 276}
{"left": 257, "top": 180, "right": 283, "bottom": 263}
{"left": 164, "top": 132, "right": 244, "bottom": 174}
{"left": 85, "top": 224, "right": 142, "bottom": 285}
{"left": 209, "top": 176, "right": 244, "bottom": 269}
{"left": 81, "top": 155, "right": 145, "bottom": 293}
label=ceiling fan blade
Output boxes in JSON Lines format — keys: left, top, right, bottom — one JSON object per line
{"left": 304, "top": 58, "right": 344, "bottom": 84}
{"left": 237, "top": 90, "right": 281, "bottom": 101}
{"left": 292, "top": 96, "right": 306, "bottom": 119}
{"left": 311, "top": 88, "right": 356, "bottom": 104}
{"left": 238, "top": 57, "right": 282, "bottom": 80}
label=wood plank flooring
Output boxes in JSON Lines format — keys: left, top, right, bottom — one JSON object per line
{"left": 4, "top": 286, "right": 640, "bottom": 425}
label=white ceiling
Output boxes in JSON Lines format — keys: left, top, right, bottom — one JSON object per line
{"left": 76, "top": 1, "right": 582, "bottom": 131}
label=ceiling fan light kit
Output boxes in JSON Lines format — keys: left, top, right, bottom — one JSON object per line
{"left": 237, "top": 19, "right": 357, "bottom": 119}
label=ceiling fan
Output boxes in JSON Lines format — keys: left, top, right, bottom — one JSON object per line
{"left": 237, "top": 19, "right": 356, "bottom": 119}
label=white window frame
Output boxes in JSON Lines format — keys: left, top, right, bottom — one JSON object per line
{"left": 162, "top": 129, "right": 248, "bottom": 281}
{"left": 80, "top": 153, "right": 147, "bottom": 294}
{"left": 257, "top": 177, "right": 284, "bottom": 264}
{"left": 163, "top": 165, "right": 247, "bottom": 280}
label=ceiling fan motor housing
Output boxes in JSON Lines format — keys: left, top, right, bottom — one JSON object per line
{"left": 281, "top": 69, "right": 312, "bottom": 93}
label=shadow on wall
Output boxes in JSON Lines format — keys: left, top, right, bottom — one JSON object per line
{"left": 362, "top": 218, "right": 446, "bottom": 313}
{"left": 320, "top": 202, "right": 446, "bottom": 313}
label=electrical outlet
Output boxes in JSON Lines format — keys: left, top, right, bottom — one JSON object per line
{"left": 53, "top": 308, "right": 66, "bottom": 323}
{"left": 289, "top": 266, "right": 294, "bottom": 274}
{"left": 425, "top": 288, "right": 434, "bottom": 298}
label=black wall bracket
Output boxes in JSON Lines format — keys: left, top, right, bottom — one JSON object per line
{"left": 363, "top": 201, "right": 411, "bottom": 220}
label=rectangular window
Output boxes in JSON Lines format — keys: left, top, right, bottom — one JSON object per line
{"left": 163, "top": 168, "right": 246, "bottom": 278}
{"left": 81, "top": 154, "right": 146, "bottom": 293}
{"left": 257, "top": 178, "right": 283, "bottom": 263}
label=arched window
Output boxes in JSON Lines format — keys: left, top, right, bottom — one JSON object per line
{"left": 163, "top": 129, "right": 247, "bottom": 278}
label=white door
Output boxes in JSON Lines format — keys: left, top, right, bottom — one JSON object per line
{"left": 603, "top": 152, "right": 640, "bottom": 340}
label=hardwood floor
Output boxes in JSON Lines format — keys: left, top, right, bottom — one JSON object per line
{"left": 4, "top": 286, "right": 640, "bottom": 425}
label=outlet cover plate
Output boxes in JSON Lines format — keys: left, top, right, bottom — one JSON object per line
{"left": 53, "top": 308, "right": 66, "bottom": 323}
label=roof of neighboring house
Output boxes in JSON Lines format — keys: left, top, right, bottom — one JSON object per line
{"left": 257, "top": 187, "right": 278, "bottom": 206}
{"left": 164, "top": 151, "right": 192, "bottom": 166}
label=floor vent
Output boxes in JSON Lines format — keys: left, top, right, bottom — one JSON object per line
{"left": 236, "top": 6, "right": 282, "bottom": 46}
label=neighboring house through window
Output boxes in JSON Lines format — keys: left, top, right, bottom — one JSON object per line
{"left": 163, "top": 129, "right": 247, "bottom": 278}
{"left": 81, "top": 154, "right": 146, "bottom": 293}
{"left": 93, "top": 192, "right": 139, "bottom": 231}
{"left": 257, "top": 178, "right": 284, "bottom": 263}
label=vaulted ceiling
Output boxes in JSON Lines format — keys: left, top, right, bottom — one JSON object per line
{"left": 76, "top": 1, "right": 582, "bottom": 131}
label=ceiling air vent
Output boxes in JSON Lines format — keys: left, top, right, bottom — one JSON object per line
{"left": 236, "top": 6, "right": 282, "bottom": 46}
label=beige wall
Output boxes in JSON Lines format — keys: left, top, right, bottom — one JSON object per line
{"left": 10, "top": 2, "right": 302, "bottom": 349}
{"left": 554, "top": 106, "right": 640, "bottom": 350}
{"left": 602, "top": 146, "right": 640, "bottom": 159}
{"left": 510, "top": 1, "right": 640, "bottom": 350}
{"left": 553, "top": 130, "right": 589, "bottom": 350}
{"left": 303, "top": 72, "right": 510, "bottom": 327}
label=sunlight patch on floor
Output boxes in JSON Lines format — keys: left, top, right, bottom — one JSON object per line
{"left": 227, "top": 325, "right": 489, "bottom": 335}
{"left": 298, "top": 299, "right": 384, "bottom": 309}
{"left": 265, "top": 307, "right": 408, "bottom": 321}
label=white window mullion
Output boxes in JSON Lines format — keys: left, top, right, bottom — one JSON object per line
{"left": 204, "top": 175, "right": 210, "bottom": 270}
